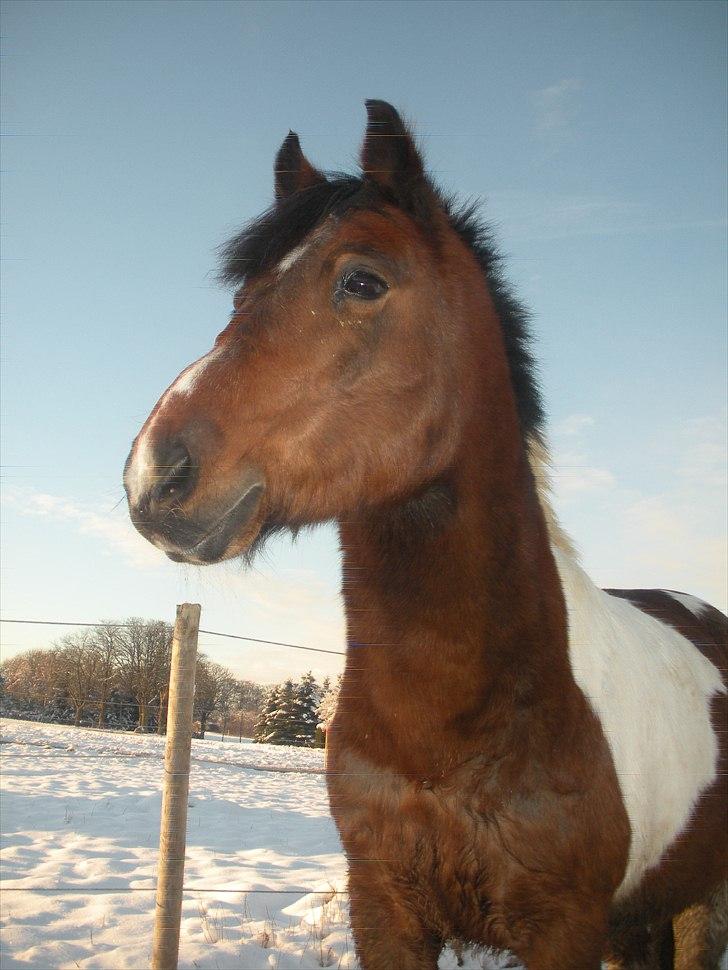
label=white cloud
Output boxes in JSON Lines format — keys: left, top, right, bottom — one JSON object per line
{"left": 552, "top": 463, "right": 617, "bottom": 493}
{"left": 616, "top": 492, "right": 726, "bottom": 608}
{"left": 675, "top": 414, "right": 727, "bottom": 490}
{"left": 1, "top": 486, "right": 165, "bottom": 570}
{"left": 548, "top": 413, "right": 727, "bottom": 611}
{"left": 0, "top": 484, "right": 347, "bottom": 680}
{"left": 172, "top": 555, "right": 347, "bottom": 682}
{"left": 486, "top": 188, "right": 650, "bottom": 242}
{"left": 211, "top": 564, "right": 345, "bottom": 648}
{"left": 534, "top": 78, "right": 582, "bottom": 133}
{"left": 549, "top": 416, "right": 616, "bottom": 493}
{"left": 553, "top": 413, "right": 596, "bottom": 437}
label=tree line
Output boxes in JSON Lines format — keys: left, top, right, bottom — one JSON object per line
{"left": 0, "top": 619, "right": 266, "bottom": 738}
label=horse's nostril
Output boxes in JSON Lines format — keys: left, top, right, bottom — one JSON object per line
{"left": 159, "top": 457, "right": 191, "bottom": 500}
{"left": 151, "top": 442, "right": 195, "bottom": 507}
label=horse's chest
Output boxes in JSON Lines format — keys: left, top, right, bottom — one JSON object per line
{"left": 327, "top": 750, "right": 510, "bottom": 940}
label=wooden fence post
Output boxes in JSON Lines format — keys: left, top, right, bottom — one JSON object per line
{"left": 151, "top": 603, "right": 201, "bottom": 970}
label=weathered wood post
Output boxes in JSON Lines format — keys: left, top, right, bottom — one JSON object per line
{"left": 151, "top": 603, "right": 201, "bottom": 970}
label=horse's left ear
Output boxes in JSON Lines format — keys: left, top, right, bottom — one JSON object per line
{"left": 274, "top": 131, "right": 326, "bottom": 200}
{"left": 360, "top": 100, "right": 426, "bottom": 203}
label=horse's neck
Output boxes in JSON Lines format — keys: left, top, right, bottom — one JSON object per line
{"left": 337, "top": 431, "right": 579, "bottom": 775}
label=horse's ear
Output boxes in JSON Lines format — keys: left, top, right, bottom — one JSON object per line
{"left": 274, "top": 131, "right": 326, "bottom": 200}
{"left": 360, "top": 100, "right": 426, "bottom": 202}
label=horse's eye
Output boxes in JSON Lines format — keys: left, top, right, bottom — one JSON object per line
{"left": 339, "top": 270, "right": 388, "bottom": 301}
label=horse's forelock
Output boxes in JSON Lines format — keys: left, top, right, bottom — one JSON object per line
{"left": 217, "top": 175, "right": 365, "bottom": 286}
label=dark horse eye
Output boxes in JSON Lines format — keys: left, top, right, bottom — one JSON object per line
{"left": 339, "top": 270, "right": 388, "bottom": 301}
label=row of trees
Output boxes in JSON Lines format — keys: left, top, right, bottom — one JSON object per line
{"left": 0, "top": 619, "right": 266, "bottom": 737}
{"left": 1, "top": 620, "right": 343, "bottom": 747}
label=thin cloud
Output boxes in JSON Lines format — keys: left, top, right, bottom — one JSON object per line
{"left": 553, "top": 414, "right": 596, "bottom": 437}
{"left": 534, "top": 78, "right": 582, "bottom": 133}
{"left": 549, "top": 415, "right": 616, "bottom": 493}
{"left": 618, "top": 492, "right": 726, "bottom": 608}
{"left": 204, "top": 565, "right": 346, "bottom": 652}
{"left": 2, "top": 486, "right": 164, "bottom": 569}
{"left": 552, "top": 462, "right": 617, "bottom": 493}
{"left": 487, "top": 188, "right": 724, "bottom": 243}
{"left": 486, "top": 188, "right": 649, "bottom": 242}
{"left": 549, "top": 413, "right": 727, "bottom": 610}
{"left": 675, "top": 414, "right": 728, "bottom": 490}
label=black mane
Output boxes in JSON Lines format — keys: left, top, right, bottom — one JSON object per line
{"left": 442, "top": 194, "right": 545, "bottom": 440}
{"left": 219, "top": 175, "right": 544, "bottom": 440}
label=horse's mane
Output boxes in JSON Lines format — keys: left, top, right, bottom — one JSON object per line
{"left": 218, "top": 175, "right": 544, "bottom": 442}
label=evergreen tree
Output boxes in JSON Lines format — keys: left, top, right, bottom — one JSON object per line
{"left": 263, "top": 679, "right": 299, "bottom": 745}
{"left": 253, "top": 684, "right": 280, "bottom": 742}
{"left": 292, "top": 671, "right": 320, "bottom": 747}
{"left": 252, "top": 674, "right": 321, "bottom": 747}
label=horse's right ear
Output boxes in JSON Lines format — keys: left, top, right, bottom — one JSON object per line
{"left": 274, "top": 131, "right": 326, "bottom": 200}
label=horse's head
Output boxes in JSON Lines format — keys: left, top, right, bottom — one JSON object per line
{"left": 124, "top": 101, "right": 540, "bottom": 564}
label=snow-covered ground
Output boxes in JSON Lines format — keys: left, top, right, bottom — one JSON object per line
{"left": 0, "top": 718, "right": 515, "bottom": 969}
{"left": 3, "top": 719, "right": 725, "bottom": 970}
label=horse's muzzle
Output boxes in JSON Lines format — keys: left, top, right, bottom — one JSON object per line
{"left": 124, "top": 435, "right": 266, "bottom": 564}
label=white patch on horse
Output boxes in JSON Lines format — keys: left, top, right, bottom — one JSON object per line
{"left": 665, "top": 590, "right": 710, "bottom": 617}
{"left": 125, "top": 430, "right": 156, "bottom": 506}
{"left": 554, "top": 547, "right": 725, "bottom": 899}
{"left": 169, "top": 350, "right": 220, "bottom": 398}
{"left": 277, "top": 242, "right": 310, "bottom": 276}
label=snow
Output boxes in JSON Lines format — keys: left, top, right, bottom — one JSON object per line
{"left": 3, "top": 719, "right": 724, "bottom": 969}
{"left": 0, "top": 719, "right": 516, "bottom": 969}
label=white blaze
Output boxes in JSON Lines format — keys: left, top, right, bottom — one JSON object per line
{"left": 125, "top": 429, "right": 158, "bottom": 506}
{"left": 125, "top": 348, "right": 220, "bottom": 504}
{"left": 276, "top": 242, "right": 311, "bottom": 276}
{"left": 167, "top": 349, "right": 220, "bottom": 398}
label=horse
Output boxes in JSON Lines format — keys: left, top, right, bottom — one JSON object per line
{"left": 124, "top": 101, "right": 727, "bottom": 969}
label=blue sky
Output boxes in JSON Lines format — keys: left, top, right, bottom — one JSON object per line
{"left": 1, "top": 0, "right": 726, "bottom": 683}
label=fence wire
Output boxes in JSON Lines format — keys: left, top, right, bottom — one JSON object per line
{"left": 0, "top": 613, "right": 344, "bottom": 906}
{"left": 0, "top": 617, "right": 345, "bottom": 656}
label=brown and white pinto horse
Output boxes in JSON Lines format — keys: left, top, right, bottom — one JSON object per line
{"left": 125, "top": 102, "right": 727, "bottom": 969}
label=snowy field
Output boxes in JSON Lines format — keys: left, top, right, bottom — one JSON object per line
{"left": 4, "top": 719, "right": 725, "bottom": 970}
{"left": 0, "top": 718, "right": 516, "bottom": 970}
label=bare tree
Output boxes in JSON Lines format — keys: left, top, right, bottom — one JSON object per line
{"left": 231, "top": 679, "right": 267, "bottom": 741}
{"left": 58, "top": 631, "right": 101, "bottom": 726}
{"left": 1, "top": 653, "right": 34, "bottom": 705}
{"left": 214, "top": 671, "right": 238, "bottom": 739}
{"left": 89, "top": 623, "right": 121, "bottom": 727}
{"left": 193, "top": 657, "right": 233, "bottom": 739}
{"left": 117, "top": 618, "right": 172, "bottom": 730}
{"left": 157, "top": 683, "right": 169, "bottom": 735}
{"left": 3, "top": 650, "right": 55, "bottom": 708}
{"left": 36, "top": 648, "right": 65, "bottom": 709}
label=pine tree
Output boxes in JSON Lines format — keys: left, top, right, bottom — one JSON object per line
{"left": 292, "top": 671, "right": 320, "bottom": 747}
{"left": 252, "top": 675, "right": 322, "bottom": 747}
{"left": 253, "top": 684, "right": 280, "bottom": 743}
{"left": 261, "top": 679, "right": 299, "bottom": 745}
